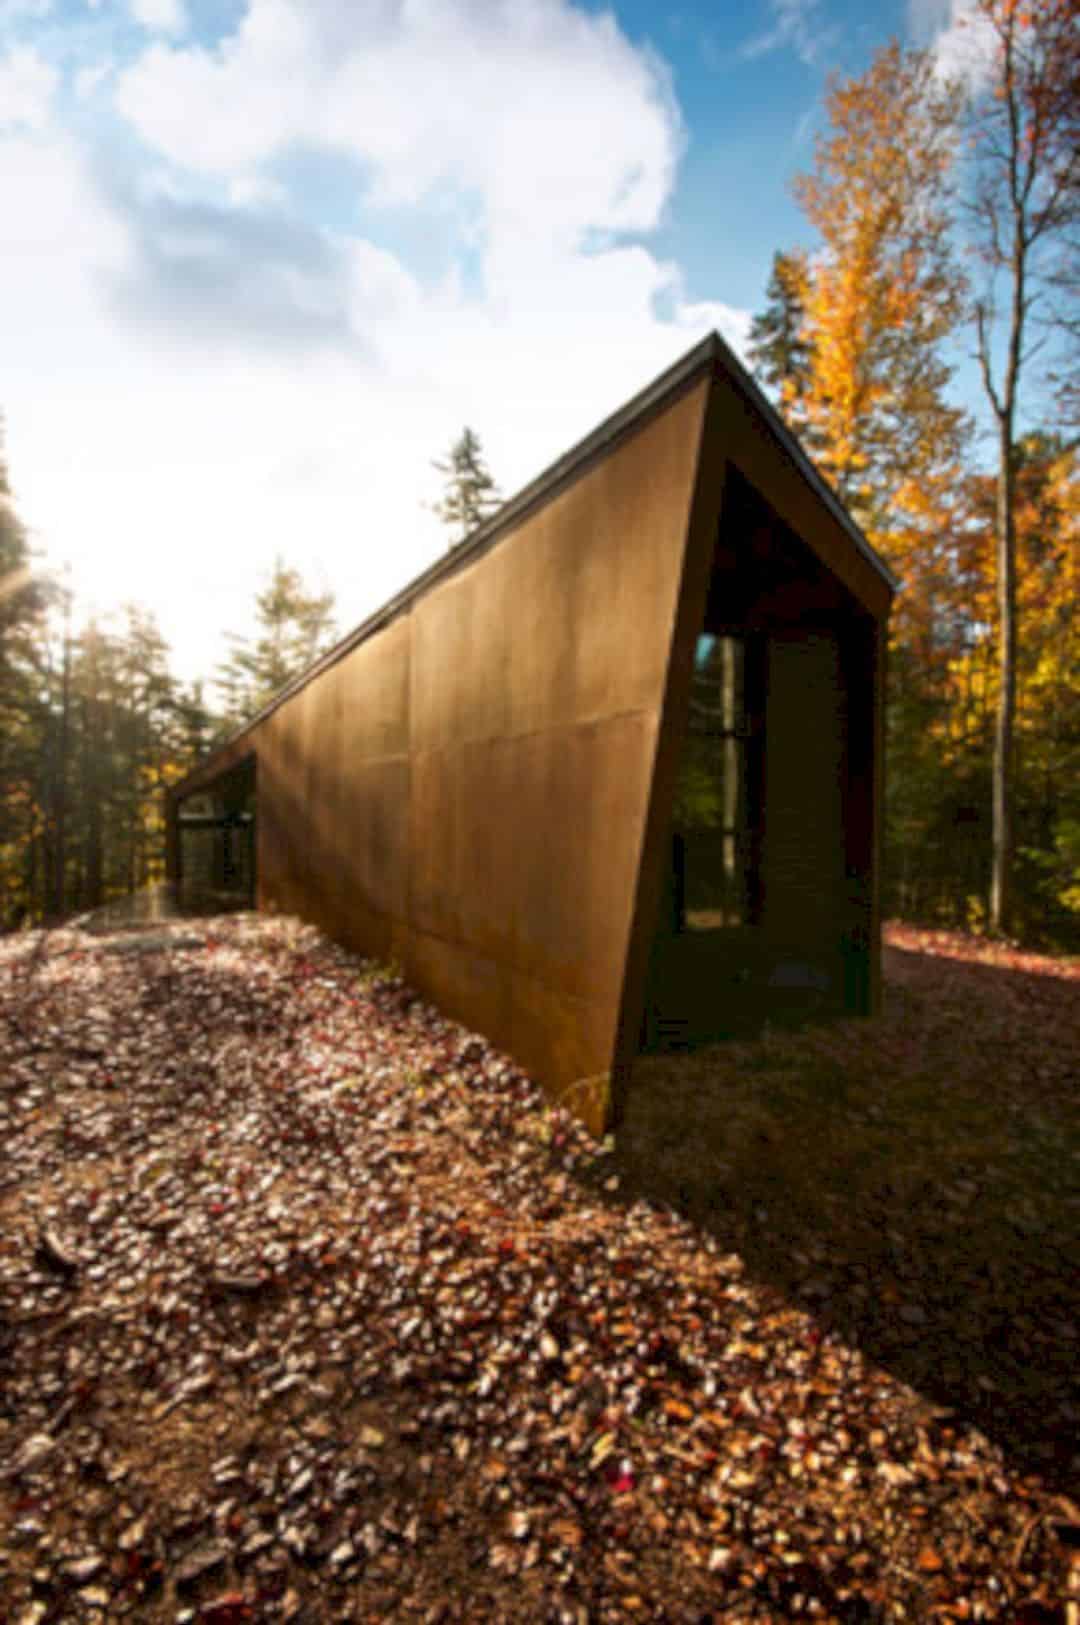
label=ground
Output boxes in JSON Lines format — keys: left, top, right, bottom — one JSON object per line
{"left": 0, "top": 917, "right": 1077, "bottom": 1623}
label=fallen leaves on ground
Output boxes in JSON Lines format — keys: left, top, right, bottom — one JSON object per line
{"left": 0, "top": 915, "right": 1076, "bottom": 1622}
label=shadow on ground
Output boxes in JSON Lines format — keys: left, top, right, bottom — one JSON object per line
{"left": 613, "top": 934, "right": 1080, "bottom": 1497}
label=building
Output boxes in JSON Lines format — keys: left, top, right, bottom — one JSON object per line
{"left": 166, "top": 332, "right": 897, "bottom": 1135}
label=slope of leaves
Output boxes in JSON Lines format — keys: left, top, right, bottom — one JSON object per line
{"left": 0, "top": 917, "right": 1076, "bottom": 1622}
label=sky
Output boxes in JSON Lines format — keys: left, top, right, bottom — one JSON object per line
{"left": 0, "top": 0, "right": 977, "bottom": 685}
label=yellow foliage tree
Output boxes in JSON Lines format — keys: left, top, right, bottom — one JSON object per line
{"left": 793, "top": 40, "right": 972, "bottom": 653}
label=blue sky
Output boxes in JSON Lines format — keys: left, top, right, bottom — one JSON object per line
{"left": 0, "top": 0, "right": 969, "bottom": 682}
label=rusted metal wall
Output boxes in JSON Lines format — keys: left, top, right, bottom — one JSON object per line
{"left": 167, "top": 340, "right": 894, "bottom": 1136}
{"left": 170, "top": 375, "right": 711, "bottom": 1132}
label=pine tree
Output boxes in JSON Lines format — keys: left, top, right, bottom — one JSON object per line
{"left": 432, "top": 428, "right": 501, "bottom": 547}
{"left": 216, "top": 557, "right": 336, "bottom": 729}
{"left": 174, "top": 680, "right": 215, "bottom": 761}
{"left": 747, "top": 251, "right": 814, "bottom": 435}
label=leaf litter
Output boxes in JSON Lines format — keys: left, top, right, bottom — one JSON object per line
{"left": 0, "top": 914, "right": 1076, "bottom": 1621}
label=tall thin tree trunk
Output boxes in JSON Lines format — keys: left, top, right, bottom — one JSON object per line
{"left": 988, "top": 209, "right": 1024, "bottom": 938}
{"left": 990, "top": 415, "right": 1017, "bottom": 933}
{"left": 51, "top": 603, "right": 71, "bottom": 920}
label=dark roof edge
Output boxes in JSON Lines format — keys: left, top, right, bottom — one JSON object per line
{"left": 171, "top": 330, "right": 897, "bottom": 797}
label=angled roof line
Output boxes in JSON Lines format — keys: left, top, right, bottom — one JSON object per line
{"left": 173, "top": 330, "right": 897, "bottom": 792}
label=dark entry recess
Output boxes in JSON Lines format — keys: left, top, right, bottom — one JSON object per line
{"left": 641, "top": 469, "right": 874, "bottom": 1051}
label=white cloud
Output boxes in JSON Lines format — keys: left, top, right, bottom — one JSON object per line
{"left": 671, "top": 297, "right": 752, "bottom": 362}
{"left": 915, "top": 0, "right": 998, "bottom": 86}
{"left": 0, "top": 0, "right": 53, "bottom": 21}
{"left": 74, "top": 59, "right": 112, "bottom": 98}
{"left": 130, "top": 0, "right": 187, "bottom": 36}
{"left": 0, "top": 44, "right": 58, "bottom": 130}
{"left": 115, "top": 0, "right": 679, "bottom": 252}
{"left": 738, "top": 0, "right": 836, "bottom": 68}
{"left": 227, "top": 171, "right": 288, "bottom": 210}
{"left": 0, "top": 0, "right": 752, "bottom": 686}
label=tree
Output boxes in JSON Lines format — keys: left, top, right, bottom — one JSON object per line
{"left": 961, "top": 433, "right": 1080, "bottom": 940}
{"left": 791, "top": 41, "right": 970, "bottom": 564}
{"left": 962, "top": 0, "right": 1080, "bottom": 933}
{"left": 0, "top": 415, "right": 54, "bottom": 927}
{"left": 216, "top": 557, "right": 336, "bottom": 729}
{"left": 0, "top": 422, "right": 213, "bottom": 927}
{"left": 747, "top": 250, "right": 815, "bottom": 435}
{"left": 432, "top": 428, "right": 501, "bottom": 547}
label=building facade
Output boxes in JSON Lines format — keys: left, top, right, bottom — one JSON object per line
{"left": 167, "top": 334, "right": 896, "bottom": 1134}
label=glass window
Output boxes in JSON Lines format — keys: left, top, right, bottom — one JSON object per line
{"left": 671, "top": 634, "right": 748, "bottom": 929}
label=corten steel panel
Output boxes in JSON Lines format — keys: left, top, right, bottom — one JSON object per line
{"left": 507, "top": 967, "right": 615, "bottom": 1134}
{"left": 250, "top": 617, "right": 412, "bottom": 943}
{"left": 277, "top": 691, "right": 312, "bottom": 923}
{"left": 335, "top": 756, "right": 411, "bottom": 926}
{"left": 296, "top": 678, "right": 345, "bottom": 940}
{"left": 406, "top": 928, "right": 511, "bottom": 1061}
{"left": 409, "top": 568, "right": 507, "bottom": 753}
{"left": 407, "top": 747, "right": 465, "bottom": 946}
{"left": 256, "top": 701, "right": 306, "bottom": 919}
{"left": 298, "top": 659, "right": 347, "bottom": 941}
{"left": 453, "top": 736, "right": 520, "bottom": 965}
{"left": 504, "top": 393, "right": 709, "bottom": 736}
{"left": 334, "top": 620, "right": 412, "bottom": 941}
{"left": 337, "top": 616, "right": 411, "bottom": 762}
{"left": 506, "top": 714, "right": 657, "bottom": 1005}
{"left": 408, "top": 715, "right": 657, "bottom": 1016}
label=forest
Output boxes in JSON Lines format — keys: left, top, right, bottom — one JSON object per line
{"left": 0, "top": 6, "right": 1076, "bottom": 949}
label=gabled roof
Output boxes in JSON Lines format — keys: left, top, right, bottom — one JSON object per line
{"left": 171, "top": 330, "right": 897, "bottom": 795}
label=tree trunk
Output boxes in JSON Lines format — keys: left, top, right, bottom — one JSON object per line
{"left": 51, "top": 618, "right": 71, "bottom": 920}
{"left": 990, "top": 412, "right": 1017, "bottom": 935}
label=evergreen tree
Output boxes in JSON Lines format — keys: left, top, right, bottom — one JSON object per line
{"left": 432, "top": 427, "right": 501, "bottom": 546}
{"left": 0, "top": 421, "right": 220, "bottom": 926}
{"left": 174, "top": 679, "right": 214, "bottom": 761}
{"left": 216, "top": 557, "right": 336, "bottom": 729}
{"left": 747, "top": 250, "right": 814, "bottom": 434}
